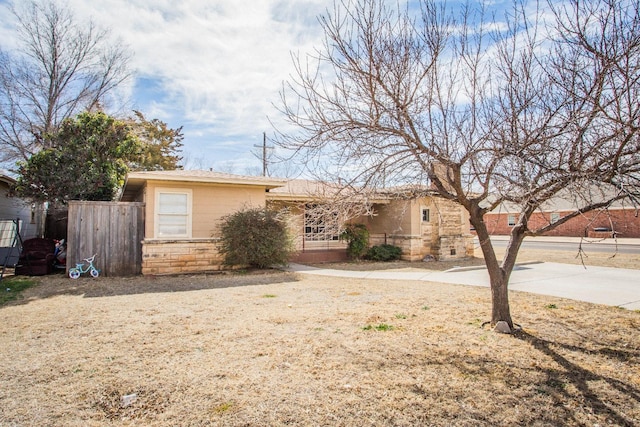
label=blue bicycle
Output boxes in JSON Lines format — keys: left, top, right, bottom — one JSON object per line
{"left": 69, "top": 254, "right": 100, "bottom": 279}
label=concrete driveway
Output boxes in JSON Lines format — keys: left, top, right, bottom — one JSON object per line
{"left": 287, "top": 262, "right": 640, "bottom": 310}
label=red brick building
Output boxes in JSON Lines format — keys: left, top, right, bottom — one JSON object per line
{"left": 479, "top": 185, "right": 640, "bottom": 238}
{"left": 483, "top": 207, "right": 640, "bottom": 238}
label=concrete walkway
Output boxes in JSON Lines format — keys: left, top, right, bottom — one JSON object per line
{"left": 286, "top": 261, "right": 640, "bottom": 310}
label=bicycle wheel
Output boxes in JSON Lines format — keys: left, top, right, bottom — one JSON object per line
{"left": 90, "top": 268, "right": 99, "bottom": 278}
{"left": 69, "top": 268, "right": 81, "bottom": 279}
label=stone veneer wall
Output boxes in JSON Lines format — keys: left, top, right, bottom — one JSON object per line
{"left": 142, "top": 239, "right": 224, "bottom": 275}
{"left": 432, "top": 198, "right": 475, "bottom": 260}
{"left": 391, "top": 235, "right": 424, "bottom": 261}
{"left": 380, "top": 234, "right": 474, "bottom": 261}
{"left": 437, "top": 235, "right": 475, "bottom": 260}
{"left": 370, "top": 234, "right": 425, "bottom": 261}
{"left": 372, "top": 196, "right": 476, "bottom": 262}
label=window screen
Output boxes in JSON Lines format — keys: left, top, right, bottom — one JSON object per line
{"left": 157, "top": 192, "right": 190, "bottom": 237}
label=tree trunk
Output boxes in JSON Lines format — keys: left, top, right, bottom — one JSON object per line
{"left": 471, "top": 214, "right": 515, "bottom": 329}
{"left": 487, "top": 266, "right": 513, "bottom": 328}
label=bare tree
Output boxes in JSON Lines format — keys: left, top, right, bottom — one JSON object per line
{"left": 276, "top": 0, "right": 640, "bottom": 330}
{"left": 0, "top": 0, "right": 131, "bottom": 163}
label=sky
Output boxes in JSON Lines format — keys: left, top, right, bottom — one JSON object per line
{"left": 0, "top": 0, "right": 518, "bottom": 176}
{"left": 0, "top": 0, "right": 336, "bottom": 174}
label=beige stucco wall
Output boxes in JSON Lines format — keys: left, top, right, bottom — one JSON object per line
{"left": 366, "top": 200, "right": 413, "bottom": 236}
{"left": 139, "top": 180, "right": 268, "bottom": 275}
{"left": 363, "top": 199, "right": 419, "bottom": 260}
{"left": 136, "top": 180, "right": 474, "bottom": 274}
{"left": 270, "top": 196, "right": 473, "bottom": 262}
{"left": 368, "top": 197, "right": 473, "bottom": 261}
{"left": 143, "top": 180, "right": 267, "bottom": 239}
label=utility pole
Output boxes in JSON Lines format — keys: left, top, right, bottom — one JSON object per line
{"left": 253, "top": 132, "right": 274, "bottom": 176}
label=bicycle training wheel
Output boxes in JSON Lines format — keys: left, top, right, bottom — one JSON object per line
{"left": 69, "top": 268, "right": 81, "bottom": 279}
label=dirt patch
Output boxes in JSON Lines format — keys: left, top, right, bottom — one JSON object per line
{"left": 0, "top": 267, "right": 638, "bottom": 426}
{"left": 313, "top": 245, "right": 640, "bottom": 271}
{"left": 8, "top": 269, "right": 295, "bottom": 302}
{"left": 310, "top": 256, "right": 487, "bottom": 271}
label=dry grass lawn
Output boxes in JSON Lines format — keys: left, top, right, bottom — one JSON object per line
{"left": 0, "top": 247, "right": 638, "bottom": 426}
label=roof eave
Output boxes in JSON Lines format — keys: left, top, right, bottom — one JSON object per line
{"left": 266, "top": 193, "right": 391, "bottom": 204}
{"left": 125, "top": 172, "right": 287, "bottom": 189}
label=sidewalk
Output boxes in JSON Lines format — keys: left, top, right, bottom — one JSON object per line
{"left": 286, "top": 262, "right": 640, "bottom": 310}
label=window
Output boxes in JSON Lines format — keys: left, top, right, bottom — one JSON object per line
{"left": 507, "top": 214, "right": 517, "bottom": 227}
{"left": 422, "top": 208, "right": 430, "bottom": 222}
{"left": 304, "top": 204, "right": 339, "bottom": 241}
{"left": 0, "top": 220, "right": 20, "bottom": 247}
{"left": 550, "top": 212, "right": 560, "bottom": 224}
{"left": 155, "top": 189, "right": 192, "bottom": 238}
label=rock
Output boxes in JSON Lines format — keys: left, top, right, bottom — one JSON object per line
{"left": 494, "top": 321, "right": 511, "bottom": 334}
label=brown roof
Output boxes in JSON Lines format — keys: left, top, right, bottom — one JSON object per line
{"left": 121, "top": 170, "right": 287, "bottom": 201}
{"left": 121, "top": 172, "right": 435, "bottom": 204}
{"left": 266, "top": 179, "right": 392, "bottom": 203}
{"left": 267, "top": 179, "right": 342, "bottom": 200}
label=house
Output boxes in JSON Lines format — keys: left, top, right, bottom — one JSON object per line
{"left": 267, "top": 179, "right": 474, "bottom": 263}
{"left": 0, "top": 174, "right": 42, "bottom": 242}
{"left": 483, "top": 189, "right": 640, "bottom": 238}
{"left": 120, "top": 170, "right": 474, "bottom": 275}
{"left": 121, "top": 170, "right": 287, "bottom": 275}
{"left": 0, "top": 174, "right": 45, "bottom": 274}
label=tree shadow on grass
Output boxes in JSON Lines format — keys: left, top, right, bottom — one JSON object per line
{"left": 514, "top": 330, "right": 640, "bottom": 426}
{"left": 343, "top": 330, "right": 639, "bottom": 426}
{"left": 3, "top": 270, "right": 300, "bottom": 307}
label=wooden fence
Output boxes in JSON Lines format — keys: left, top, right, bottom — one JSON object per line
{"left": 67, "top": 201, "right": 145, "bottom": 277}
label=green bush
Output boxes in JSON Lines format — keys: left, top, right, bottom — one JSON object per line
{"left": 340, "top": 223, "right": 369, "bottom": 260}
{"left": 219, "top": 208, "right": 292, "bottom": 269}
{"left": 365, "top": 244, "right": 402, "bottom": 261}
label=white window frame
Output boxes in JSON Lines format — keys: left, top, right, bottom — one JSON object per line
{"left": 550, "top": 212, "right": 560, "bottom": 224}
{"left": 154, "top": 188, "right": 192, "bottom": 238}
{"left": 507, "top": 214, "right": 517, "bottom": 227}
{"left": 421, "top": 207, "right": 430, "bottom": 222}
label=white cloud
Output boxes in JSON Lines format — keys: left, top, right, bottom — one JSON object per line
{"left": 0, "top": 0, "right": 406, "bottom": 171}
{"left": 0, "top": 0, "right": 329, "bottom": 170}
{"left": 68, "top": 0, "right": 328, "bottom": 138}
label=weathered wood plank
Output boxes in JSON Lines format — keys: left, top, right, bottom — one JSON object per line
{"left": 67, "top": 201, "right": 145, "bottom": 276}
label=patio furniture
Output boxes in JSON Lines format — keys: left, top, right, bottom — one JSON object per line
{"left": 15, "top": 238, "right": 56, "bottom": 276}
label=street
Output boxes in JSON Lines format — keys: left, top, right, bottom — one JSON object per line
{"left": 487, "top": 237, "right": 640, "bottom": 255}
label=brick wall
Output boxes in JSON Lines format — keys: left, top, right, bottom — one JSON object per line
{"left": 483, "top": 208, "right": 640, "bottom": 238}
{"left": 142, "top": 239, "right": 224, "bottom": 275}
